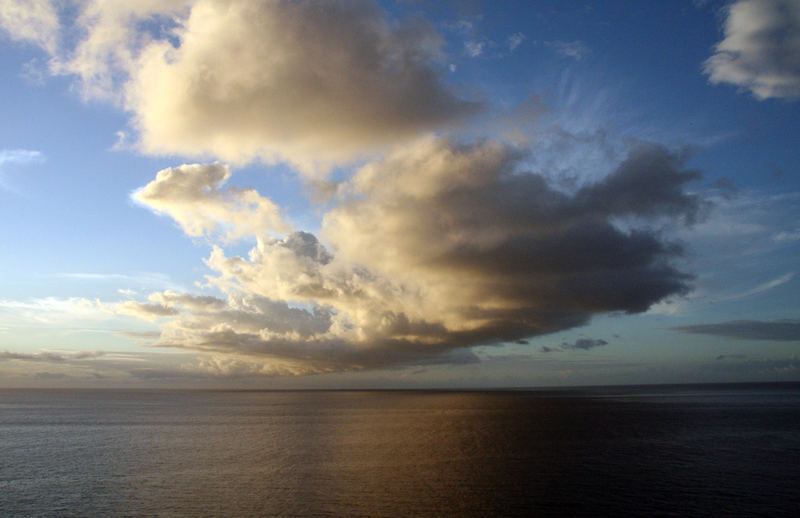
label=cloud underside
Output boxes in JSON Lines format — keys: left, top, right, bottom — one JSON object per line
{"left": 705, "top": 0, "right": 800, "bottom": 100}
{"left": 672, "top": 320, "right": 800, "bottom": 341}
{"left": 128, "top": 139, "right": 700, "bottom": 375}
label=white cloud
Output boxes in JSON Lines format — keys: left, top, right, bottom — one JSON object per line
{"left": 465, "top": 40, "right": 485, "bottom": 57}
{"left": 0, "top": 149, "right": 45, "bottom": 166}
{"left": 0, "top": 149, "right": 45, "bottom": 191}
{"left": 0, "top": 297, "right": 110, "bottom": 325}
{"left": 1, "top": 1, "right": 478, "bottom": 173}
{"left": 0, "top": 0, "right": 59, "bottom": 53}
{"left": 507, "top": 32, "right": 525, "bottom": 51}
{"left": 773, "top": 229, "right": 800, "bottom": 242}
{"left": 128, "top": 0, "right": 479, "bottom": 172}
{"left": 545, "top": 40, "right": 590, "bottom": 61}
{"left": 0, "top": 349, "right": 105, "bottom": 362}
{"left": 704, "top": 0, "right": 800, "bottom": 100}
{"left": 133, "top": 162, "right": 288, "bottom": 241}
{"left": 115, "top": 301, "right": 179, "bottom": 321}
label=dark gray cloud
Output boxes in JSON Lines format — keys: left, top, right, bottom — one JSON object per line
{"left": 672, "top": 320, "right": 800, "bottom": 341}
{"left": 561, "top": 338, "right": 609, "bottom": 351}
{"left": 326, "top": 138, "right": 700, "bottom": 323}
{"left": 538, "top": 338, "right": 608, "bottom": 353}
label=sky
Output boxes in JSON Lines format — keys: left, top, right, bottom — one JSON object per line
{"left": 0, "top": 0, "right": 798, "bottom": 388}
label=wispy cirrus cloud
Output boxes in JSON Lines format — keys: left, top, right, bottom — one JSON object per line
{"left": 0, "top": 149, "right": 44, "bottom": 166}
{"left": 545, "top": 40, "right": 591, "bottom": 61}
{"left": 0, "top": 149, "right": 45, "bottom": 191}
{"left": 718, "top": 272, "right": 795, "bottom": 301}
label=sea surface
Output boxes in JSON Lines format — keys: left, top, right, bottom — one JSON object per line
{"left": 1, "top": 383, "right": 799, "bottom": 517}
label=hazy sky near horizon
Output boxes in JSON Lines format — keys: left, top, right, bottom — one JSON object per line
{"left": 0, "top": 0, "right": 798, "bottom": 388}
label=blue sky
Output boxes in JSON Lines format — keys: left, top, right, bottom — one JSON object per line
{"left": 0, "top": 0, "right": 798, "bottom": 388}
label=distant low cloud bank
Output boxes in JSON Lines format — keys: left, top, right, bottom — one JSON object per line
{"left": 672, "top": 319, "right": 800, "bottom": 341}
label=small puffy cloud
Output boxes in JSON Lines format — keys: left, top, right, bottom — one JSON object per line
{"left": 465, "top": 40, "right": 485, "bottom": 57}
{"left": 704, "top": 0, "right": 800, "bottom": 100}
{"left": 545, "top": 40, "right": 590, "bottom": 60}
{"left": 561, "top": 338, "right": 608, "bottom": 351}
{"left": 133, "top": 163, "right": 288, "bottom": 241}
{"left": 671, "top": 319, "right": 800, "bottom": 341}
{"left": 507, "top": 32, "right": 525, "bottom": 51}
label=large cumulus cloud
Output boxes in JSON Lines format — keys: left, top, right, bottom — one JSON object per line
{"left": 129, "top": 0, "right": 478, "bottom": 171}
{"left": 1, "top": 0, "right": 478, "bottom": 171}
{"left": 128, "top": 138, "right": 701, "bottom": 374}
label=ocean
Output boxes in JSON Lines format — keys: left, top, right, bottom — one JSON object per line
{"left": 1, "top": 383, "right": 799, "bottom": 517}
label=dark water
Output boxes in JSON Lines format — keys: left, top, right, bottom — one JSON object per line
{"left": 1, "top": 384, "right": 799, "bottom": 517}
